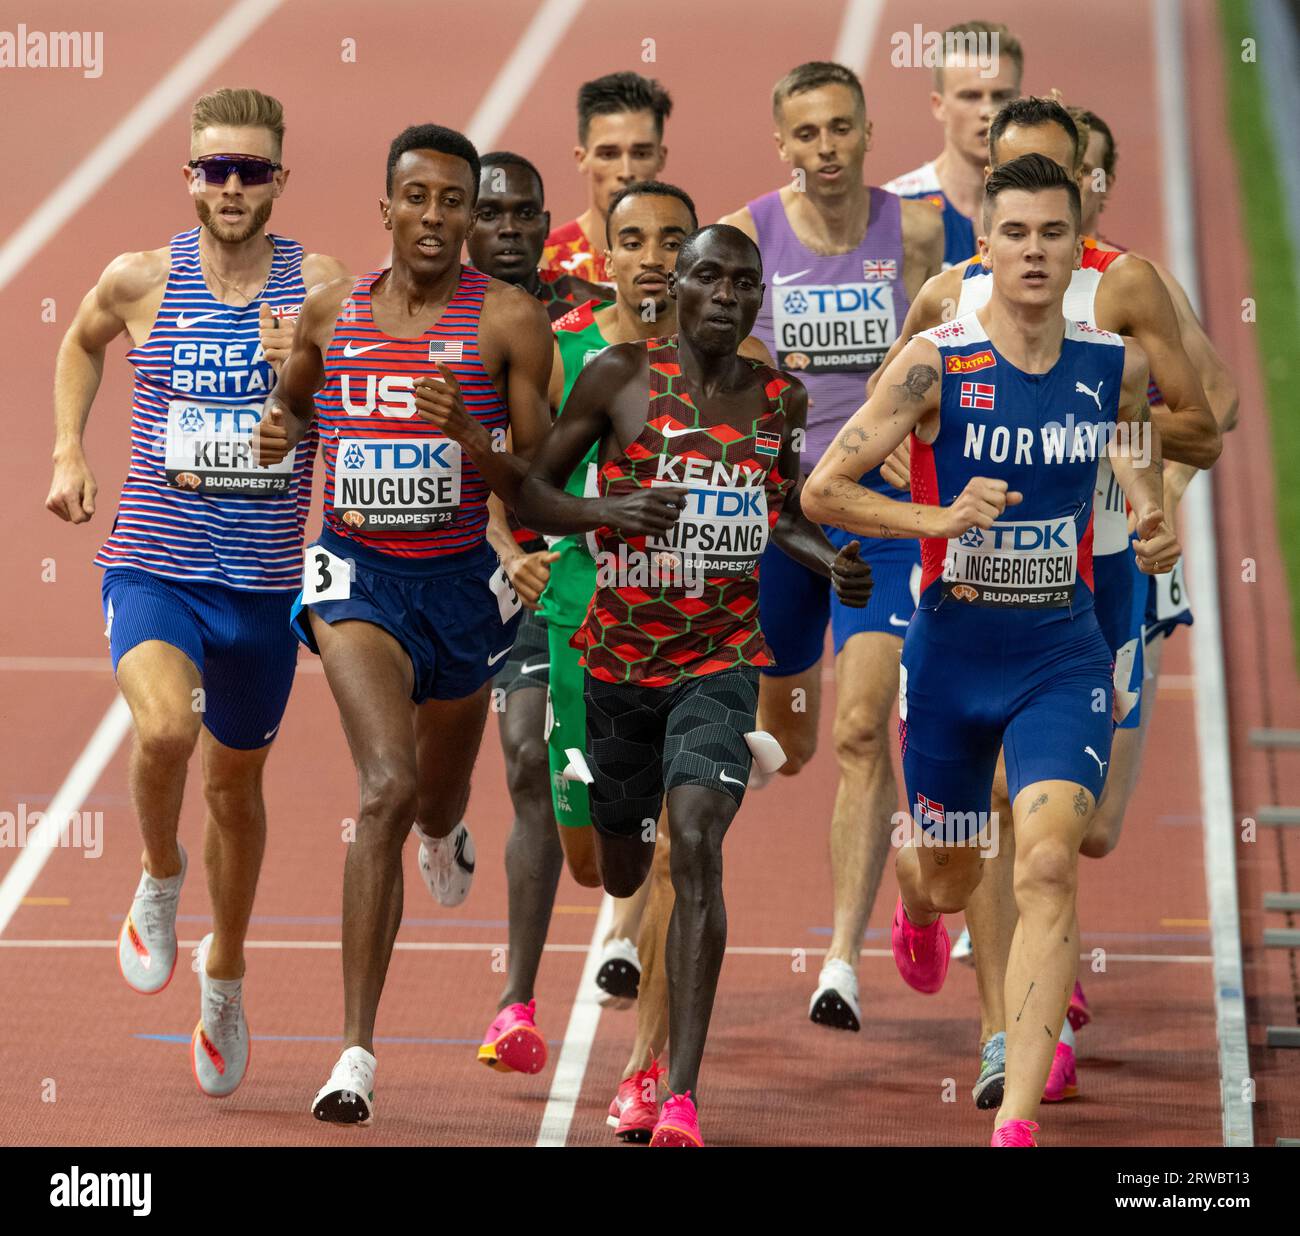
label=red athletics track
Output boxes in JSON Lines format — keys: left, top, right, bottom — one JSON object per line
{"left": 0, "top": 0, "right": 1279, "bottom": 1146}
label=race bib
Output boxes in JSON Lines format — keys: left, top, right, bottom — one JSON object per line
{"left": 1156, "top": 557, "right": 1191, "bottom": 621}
{"left": 164, "top": 401, "right": 293, "bottom": 495}
{"left": 303, "top": 545, "right": 353, "bottom": 604}
{"left": 943, "top": 517, "right": 1077, "bottom": 609}
{"left": 489, "top": 563, "right": 523, "bottom": 625}
{"left": 333, "top": 437, "right": 461, "bottom": 530}
{"left": 772, "top": 282, "right": 896, "bottom": 375}
{"left": 1092, "top": 458, "right": 1130, "bottom": 556}
{"left": 647, "top": 480, "right": 769, "bottom": 577}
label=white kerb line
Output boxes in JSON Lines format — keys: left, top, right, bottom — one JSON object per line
{"left": 832, "top": 0, "right": 886, "bottom": 75}
{"left": 535, "top": 892, "right": 614, "bottom": 1146}
{"left": 0, "top": 695, "right": 132, "bottom": 936}
{"left": 0, "top": 0, "right": 285, "bottom": 294}
{"left": 1153, "top": 0, "right": 1253, "bottom": 1147}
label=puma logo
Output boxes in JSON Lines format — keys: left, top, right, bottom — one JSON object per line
{"left": 1075, "top": 379, "right": 1103, "bottom": 411}
{"left": 1084, "top": 745, "right": 1108, "bottom": 777}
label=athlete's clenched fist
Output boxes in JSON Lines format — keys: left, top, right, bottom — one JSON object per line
{"left": 604, "top": 485, "right": 688, "bottom": 536}
{"left": 1132, "top": 507, "right": 1180, "bottom": 575}
{"left": 254, "top": 401, "right": 293, "bottom": 466}
{"left": 415, "top": 363, "right": 487, "bottom": 451}
{"left": 829, "top": 539, "right": 873, "bottom": 609}
{"left": 936, "top": 476, "right": 1023, "bottom": 538}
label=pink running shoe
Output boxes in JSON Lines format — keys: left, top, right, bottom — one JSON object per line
{"left": 991, "top": 1119, "right": 1039, "bottom": 1147}
{"left": 1067, "top": 980, "right": 1091, "bottom": 1032}
{"left": 650, "top": 1090, "right": 703, "bottom": 1147}
{"left": 477, "top": 1000, "right": 547, "bottom": 1074}
{"left": 607, "top": 1058, "right": 665, "bottom": 1143}
{"left": 1042, "top": 1040, "right": 1079, "bottom": 1102}
{"left": 891, "top": 896, "right": 951, "bottom": 994}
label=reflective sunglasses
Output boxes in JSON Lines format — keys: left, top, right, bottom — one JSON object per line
{"left": 187, "top": 154, "right": 282, "bottom": 187}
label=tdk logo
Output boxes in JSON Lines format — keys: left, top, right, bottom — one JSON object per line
{"left": 342, "top": 441, "right": 453, "bottom": 469}
{"left": 959, "top": 528, "right": 984, "bottom": 548}
{"left": 781, "top": 286, "right": 889, "bottom": 315}
{"left": 685, "top": 488, "right": 765, "bottom": 518}
{"left": 178, "top": 406, "right": 206, "bottom": 433}
{"left": 984, "top": 522, "right": 1071, "bottom": 551}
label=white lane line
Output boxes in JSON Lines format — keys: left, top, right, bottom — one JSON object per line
{"left": 0, "top": 937, "right": 1210, "bottom": 965}
{"left": 0, "top": 0, "right": 285, "bottom": 293}
{"left": 463, "top": 0, "right": 588, "bottom": 152}
{"left": 1153, "top": 0, "right": 1253, "bottom": 1149}
{"left": 832, "top": 0, "right": 886, "bottom": 75}
{"left": 536, "top": 893, "right": 616, "bottom": 1146}
{"left": 0, "top": 696, "right": 132, "bottom": 936}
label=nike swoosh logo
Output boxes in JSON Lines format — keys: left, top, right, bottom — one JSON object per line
{"left": 487, "top": 647, "right": 512, "bottom": 666}
{"left": 263, "top": 726, "right": 280, "bottom": 741}
{"left": 660, "top": 425, "right": 696, "bottom": 438}
{"left": 719, "top": 771, "right": 745, "bottom": 787}
{"left": 772, "top": 269, "right": 812, "bottom": 286}
{"left": 560, "top": 252, "right": 593, "bottom": 272}
{"left": 888, "top": 613, "right": 910, "bottom": 628}
{"left": 175, "top": 312, "right": 225, "bottom": 329}
{"left": 343, "top": 341, "right": 388, "bottom": 358}
{"left": 520, "top": 661, "right": 550, "bottom": 675}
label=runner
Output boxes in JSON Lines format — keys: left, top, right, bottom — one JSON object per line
{"left": 718, "top": 60, "right": 944, "bottom": 1032}
{"left": 540, "top": 71, "right": 672, "bottom": 286}
{"left": 253, "top": 124, "right": 552, "bottom": 1125}
{"left": 805, "top": 152, "right": 1179, "bottom": 1145}
{"left": 872, "top": 97, "right": 1223, "bottom": 1107}
{"left": 884, "top": 19, "right": 1023, "bottom": 268}
{"left": 518, "top": 222, "right": 872, "bottom": 1147}
{"left": 44, "top": 88, "right": 346, "bottom": 1099}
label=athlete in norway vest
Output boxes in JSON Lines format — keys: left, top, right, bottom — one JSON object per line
{"left": 314, "top": 266, "right": 509, "bottom": 559}
{"left": 94, "top": 227, "right": 314, "bottom": 591}
{"left": 746, "top": 187, "right": 910, "bottom": 489}
{"left": 909, "top": 312, "right": 1125, "bottom": 627}
{"left": 575, "top": 336, "right": 795, "bottom": 687}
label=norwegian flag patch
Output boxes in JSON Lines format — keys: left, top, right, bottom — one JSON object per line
{"left": 428, "top": 339, "right": 464, "bottom": 363}
{"left": 959, "top": 381, "right": 995, "bottom": 410}
{"left": 755, "top": 430, "right": 782, "bottom": 456}
{"left": 916, "top": 794, "right": 945, "bottom": 827}
{"left": 863, "top": 258, "right": 897, "bottom": 281}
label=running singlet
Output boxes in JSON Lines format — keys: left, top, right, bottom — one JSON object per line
{"left": 575, "top": 336, "right": 795, "bottom": 686}
{"left": 94, "top": 228, "right": 315, "bottom": 591}
{"left": 910, "top": 312, "right": 1125, "bottom": 623}
{"left": 747, "top": 186, "right": 910, "bottom": 487}
{"left": 538, "top": 300, "right": 610, "bottom": 626}
{"left": 540, "top": 218, "right": 609, "bottom": 286}
{"left": 315, "top": 267, "right": 508, "bottom": 559}
{"left": 955, "top": 242, "right": 1134, "bottom": 559}
{"left": 884, "top": 162, "right": 976, "bottom": 270}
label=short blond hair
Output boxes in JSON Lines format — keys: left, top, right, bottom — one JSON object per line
{"left": 933, "top": 21, "right": 1024, "bottom": 91}
{"left": 191, "top": 87, "right": 285, "bottom": 156}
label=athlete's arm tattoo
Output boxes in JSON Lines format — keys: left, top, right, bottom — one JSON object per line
{"left": 819, "top": 475, "right": 864, "bottom": 503}
{"left": 1072, "top": 788, "right": 1089, "bottom": 816}
{"left": 888, "top": 364, "right": 940, "bottom": 406}
{"left": 933, "top": 850, "right": 950, "bottom": 867}
{"left": 835, "top": 426, "right": 869, "bottom": 456}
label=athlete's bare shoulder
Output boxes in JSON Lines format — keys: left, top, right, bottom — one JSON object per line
{"left": 1120, "top": 334, "right": 1151, "bottom": 394}
{"left": 301, "top": 253, "right": 350, "bottom": 290}
{"left": 1096, "top": 252, "right": 1167, "bottom": 328}
{"left": 482, "top": 275, "right": 551, "bottom": 333}
{"left": 915, "top": 264, "right": 966, "bottom": 325}
{"left": 716, "top": 205, "right": 758, "bottom": 242}
{"left": 899, "top": 195, "right": 945, "bottom": 243}
{"left": 297, "top": 274, "right": 354, "bottom": 351}
{"left": 97, "top": 247, "right": 169, "bottom": 311}
{"left": 738, "top": 334, "right": 774, "bottom": 366}
{"left": 899, "top": 198, "right": 945, "bottom": 292}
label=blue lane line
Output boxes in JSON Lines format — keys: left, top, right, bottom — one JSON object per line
{"left": 136, "top": 1033, "right": 561, "bottom": 1046}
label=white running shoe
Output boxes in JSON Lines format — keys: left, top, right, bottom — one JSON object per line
{"left": 808, "top": 958, "right": 862, "bottom": 1032}
{"left": 415, "top": 822, "right": 476, "bottom": 908}
{"left": 952, "top": 926, "right": 975, "bottom": 968}
{"left": 594, "top": 936, "right": 641, "bottom": 1008}
{"left": 190, "top": 932, "right": 250, "bottom": 1098}
{"left": 117, "top": 844, "right": 188, "bottom": 995}
{"left": 312, "top": 1046, "right": 377, "bottom": 1126}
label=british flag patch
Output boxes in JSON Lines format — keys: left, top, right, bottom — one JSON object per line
{"left": 959, "top": 381, "right": 995, "bottom": 410}
{"left": 755, "top": 430, "right": 781, "bottom": 456}
{"left": 863, "top": 258, "right": 897, "bottom": 281}
{"left": 428, "top": 339, "right": 464, "bottom": 363}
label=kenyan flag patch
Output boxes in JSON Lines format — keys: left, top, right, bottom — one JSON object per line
{"left": 755, "top": 430, "right": 781, "bottom": 457}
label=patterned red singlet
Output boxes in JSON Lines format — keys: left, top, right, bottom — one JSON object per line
{"left": 575, "top": 335, "right": 795, "bottom": 687}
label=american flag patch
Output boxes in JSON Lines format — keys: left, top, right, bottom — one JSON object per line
{"left": 428, "top": 339, "right": 464, "bottom": 363}
{"left": 959, "top": 381, "right": 995, "bottom": 410}
{"left": 862, "top": 258, "right": 897, "bottom": 281}
{"left": 916, "top": 794, "right": 945, "bottom": 827}
{"left": 755, "top": 430, "right": 781, "bottom": 456}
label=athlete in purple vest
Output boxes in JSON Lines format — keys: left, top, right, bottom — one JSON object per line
{"left": 805, "top": 154, "right": 1179, "bottom": 1146}
{"left": 45, "top": 88, "right": 347, "bottom": 1100}
{"left": 255, "top": 124, "right": 552, "bottom": 1125}
{"left": 719, "top": 60, "right": 943, "bottom": 1032}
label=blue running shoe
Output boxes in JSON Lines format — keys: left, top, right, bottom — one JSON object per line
{"left": 972, "top": 1031, "right": 1006, "bottom": 1109}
